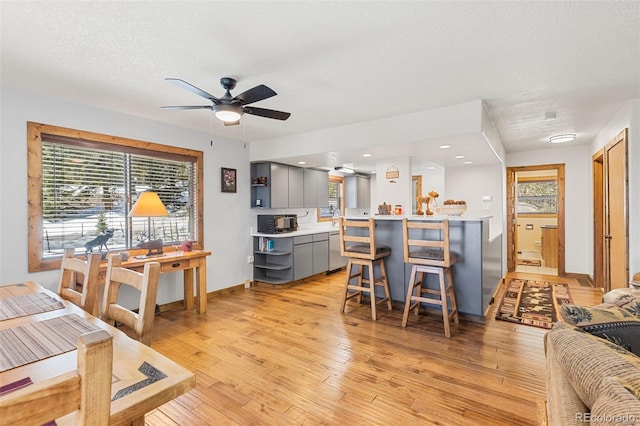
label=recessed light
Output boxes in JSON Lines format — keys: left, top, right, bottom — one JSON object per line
{"left": 549, "top": 134, "right": 576, "bottom": 144}
{"left": 427, "top": 166, "right": 436, "bottom": 170}
{"left": 362, "top": 153, "right": 373, "bottom": 158}
{"left": 464, "top": 161, "right": 473, "bottom": 164}
{"left": 455, "top": 155, "right": 465, "bottom": 159}
{"left": 439, "top": 145, "right": 452, "bottom": 149}
{"left": 297, "top": 161, "right": 307, "bottom": 165}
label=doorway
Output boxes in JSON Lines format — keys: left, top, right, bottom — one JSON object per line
{"left": 593, "top": 129, "right": 629, "bottom": 291}
{"left": 506, "top": 164, "right": 565, "bottom": 275}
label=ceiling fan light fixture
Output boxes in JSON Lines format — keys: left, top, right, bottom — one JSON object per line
{"left": 549, "top": 133, "right": 576, "bottom": 144}
{"left": 214, "top": 104, "right": 243, "bottom": 122}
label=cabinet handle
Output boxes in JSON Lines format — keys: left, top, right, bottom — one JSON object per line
{"left": 171, "top": 262, "right": 181, "bottom": 268}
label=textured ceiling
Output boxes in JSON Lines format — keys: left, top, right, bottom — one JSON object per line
{"left": 1, "top": 1, "right": 639, "bottom": 168}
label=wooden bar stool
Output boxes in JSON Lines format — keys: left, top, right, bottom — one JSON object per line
{"left": 401, "top": 218, "right": 459, "bottom": 337}
{"left": 339, "top": 217, "right": 392, "bottom": 320}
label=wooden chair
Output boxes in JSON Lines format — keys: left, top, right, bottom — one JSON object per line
{"left": 102, "top": 254, "right": 160, "bottom": 346}
{"left": 338, "top": 217, "right": 392, "bottom": 320}
{"left": 57, "top": 248, "right": 103, "bottom": 316}
{"left": 401, "top": 219, "right": 459, "bottom": 337}
{"left": 0, "top": 329, "right": 113, "bottom": 426}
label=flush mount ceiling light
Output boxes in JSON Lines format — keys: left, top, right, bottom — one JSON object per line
{"left": 549, "top": 133, "right": 576, "bottom": 144}
{"left": 214, "top": 104, "right": 243, "bottom": 123}
{"left": 335, "top": 166, "right": 355, "bottom": 174}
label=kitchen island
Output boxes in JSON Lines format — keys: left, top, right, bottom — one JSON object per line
{"left": 345, "top": 215, "right": 502, "bottom": 321}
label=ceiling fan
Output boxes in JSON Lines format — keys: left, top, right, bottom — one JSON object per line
{"left": 161, "top": 77, "right": 291, "bottom": 126}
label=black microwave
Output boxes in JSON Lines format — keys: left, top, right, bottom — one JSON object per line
{"left": 257, "top": 214, "right": 298, "bottom": 234}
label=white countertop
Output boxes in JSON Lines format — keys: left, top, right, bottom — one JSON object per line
{"left": 345, "top": 214, "right": 492, "bottom": 221}
{"left": 252, "top": 224, "right": 338, "bottom": 238}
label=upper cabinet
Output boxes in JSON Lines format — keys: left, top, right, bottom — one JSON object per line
{"left": 345, "top": 175, "right": 371, "bottom": 209}
{"left": 251, "top": 162, "right": 307, "bottom": 209}
{"left": 303, "top": 168, "right": 329, "bottom": 208}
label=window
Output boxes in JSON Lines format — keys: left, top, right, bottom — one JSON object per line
{"left": 516, "top": 179, "right": 557, "bottom": 215}
{"left": 318, "top": 175, "right": 344, "bottom": 221}
{"left": 28, "top": 122, "right": 204, "bottom": 272}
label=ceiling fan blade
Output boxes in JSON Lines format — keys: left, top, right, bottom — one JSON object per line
{"left": 233, "top": 85, "right": 277, "bottom": 105}
{"left": 165, "top": 78, "right": 219, "bottom": 102}
{"left": 161, "top": 105, "right": 213, "bottom": 110}
{"left": 224, "top": 120, "right": 240, "bottom": 127}
{"left": 244, "top": 106, "right": 291, "bottom": 121}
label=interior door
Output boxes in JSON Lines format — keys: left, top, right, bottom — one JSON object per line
{"left": 592, "top": 150, "right": 605, "bottom": 288}
{"left": 506, "top": 168, "right": 517, "bottom": 272}
{"left": 603, "top": 129, "right": 629, "bottom": 290}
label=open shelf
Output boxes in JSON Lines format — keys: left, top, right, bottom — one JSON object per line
{"left": 254, "top": 250, "right": 291, "bottom": 256}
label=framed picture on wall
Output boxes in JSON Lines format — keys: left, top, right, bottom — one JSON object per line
{"left": 221, "top": 167, "right": 237, "bottom": 193}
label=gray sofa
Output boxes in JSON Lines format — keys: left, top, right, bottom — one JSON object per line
{"left": 545, "top": 289, "right": 640, "bottom": 425}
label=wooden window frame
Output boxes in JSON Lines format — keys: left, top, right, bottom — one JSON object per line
{"left": 317, "top": 175, "right": 345, "bottom": 222}
{"left": 27, "top": 122, "right": 204, "bottom": 272}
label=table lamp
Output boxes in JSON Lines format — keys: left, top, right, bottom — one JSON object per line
{"left": 128, "top": 191, "right": 169, "bottom": 256}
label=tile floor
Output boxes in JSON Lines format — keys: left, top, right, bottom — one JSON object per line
{"left": 516, "top": 250, "right": 558, "bottom": 275}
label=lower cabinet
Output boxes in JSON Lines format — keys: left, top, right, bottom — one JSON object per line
{"left": 254, "top": 233, "right": 330, "bottom": 284}
{"left": 293, "top": 233, "right": 329, "bottom": 281}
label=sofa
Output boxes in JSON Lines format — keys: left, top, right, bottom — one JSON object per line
{"left": 545, "top": 288, "right": 640, "bottom": 425}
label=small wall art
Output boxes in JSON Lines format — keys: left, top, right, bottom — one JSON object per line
{"left": 221, "top": 167, "right": 237, "bottom": 193}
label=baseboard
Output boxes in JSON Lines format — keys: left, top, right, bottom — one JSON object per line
{"left": 157, "top": 282, "right": 247, "bottom": 312}
{"left": 564, "top": 272, "right": 594, "bottom": 287}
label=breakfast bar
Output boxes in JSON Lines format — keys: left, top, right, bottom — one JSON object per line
{"left": 346, "top": 215, "right": 502, "bottom": 321}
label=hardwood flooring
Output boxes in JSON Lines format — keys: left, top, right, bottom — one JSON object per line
{"left": 145, "top": 271, "right": 602, "bottom": 425}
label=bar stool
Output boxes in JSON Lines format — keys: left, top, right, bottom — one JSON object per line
{"left": 339, "top": 217, "right": 392, "bottom": 320}
{"left": 401, "top": 218, "right": 459, "bottom": 337}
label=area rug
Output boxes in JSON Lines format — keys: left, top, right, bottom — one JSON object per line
{"left": 495, "top": 278, "right": 573, "bottom": 329}
{"left": 516, "top": 258, "right": 542, "bottom": 267}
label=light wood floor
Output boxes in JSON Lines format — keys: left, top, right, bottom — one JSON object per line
{"left": 146, "top": 271, "right": 602, "bottom": 425}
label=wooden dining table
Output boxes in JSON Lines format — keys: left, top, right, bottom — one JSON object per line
{"left": 0, "top": 281, "right": 195, "bottom": 425}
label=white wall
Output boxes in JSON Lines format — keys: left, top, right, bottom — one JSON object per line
{"left": 0, "top": 88, "right": 252, "bottom": 305}
{"left": 375, "top": 157, "right": 412, "bottom": 213}
{"left": 445, "top": 163, "right": 504, "bottom": 240}
{"left": 590, "top": 99, "right": 639, "bottom": 280}
{"left": 506, "top": 145, "right": 591, "bottom": 275}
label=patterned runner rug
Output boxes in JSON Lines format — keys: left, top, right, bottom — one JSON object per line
{"left": 495, "top": 278, "right": 573, "bottom": 329}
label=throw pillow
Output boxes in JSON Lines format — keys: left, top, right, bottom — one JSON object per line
{"left": 560, "top": 304, "right": 640, "bottom": 356}
{"left": 590, "top": 377, "right": 640, "bottom": 426}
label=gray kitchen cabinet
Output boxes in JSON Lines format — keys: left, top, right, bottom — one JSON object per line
{"left": 288, "top": 166, "right": 304, "bottom": 208}
{"left": 303, "top": 168, "right": 329, "bottom": 208}
{"left": 293, "top": 235, "right": 313, "bottom": 280}
{"left": 270, "top": 163, "right": 289, "bottom": 208}
{"left": 251, "top": 162, "right": 305, "bottom": 208}
{"left": 294, "top": 233, "right": 329, "bottom": 280}
{"left": 311, "top": 233, "right": 329, "bottom": 274}
{"left": 345, "top": 175, "right": 371, "bottom": 209}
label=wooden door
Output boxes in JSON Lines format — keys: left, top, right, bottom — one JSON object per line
{"left": 592, "top": 150, "right": 605, "bottom": 288}
{"left": 603, "top": 129, "right": 629, "bottom": 290}
{"left": 506, "top": 168, "right": 517, "bottom": 272}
